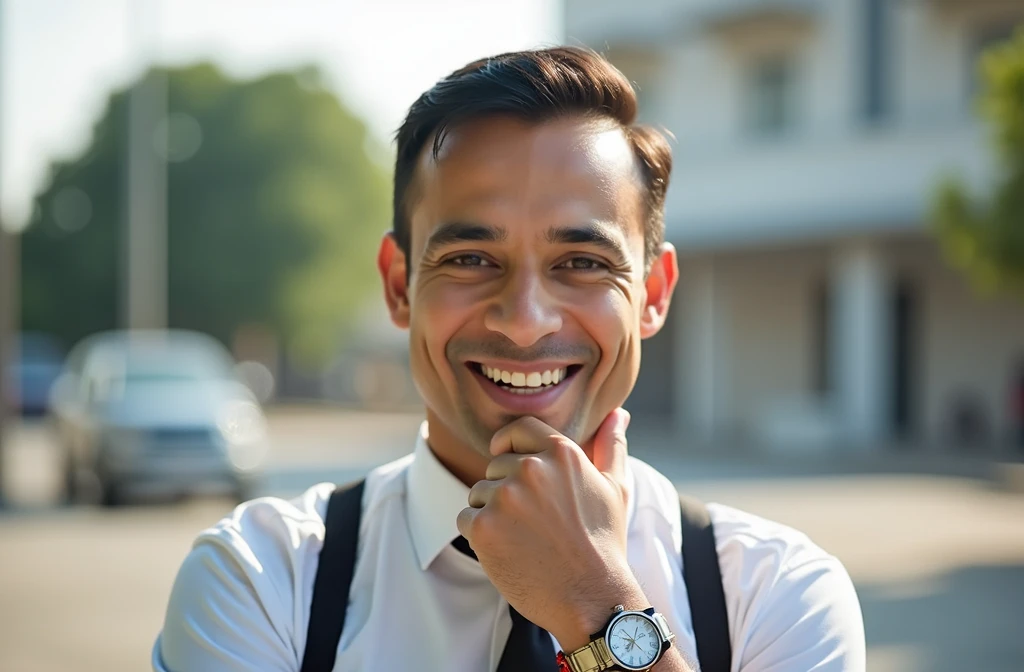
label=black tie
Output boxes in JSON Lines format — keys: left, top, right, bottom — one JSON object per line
{"left": 452, "top": 536, "right": 559, "bottom": 672}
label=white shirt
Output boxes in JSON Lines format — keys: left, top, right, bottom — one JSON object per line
{"left": 153, "top": 422, "right": 866, "bottom": 671}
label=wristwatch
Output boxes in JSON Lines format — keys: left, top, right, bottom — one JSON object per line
{"left": 557, "top": 605, "right": 675, "bottom": 672}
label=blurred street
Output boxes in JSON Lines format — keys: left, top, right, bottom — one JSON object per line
{"left": 3, "top": 3, "right": 1024, "bottom": 672}
{"left": 2, "top": 407, "right": 1022, "bottom": 672}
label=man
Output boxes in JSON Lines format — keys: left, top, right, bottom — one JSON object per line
{"left": 153, "top": 47, "right": 865, "bottom": 671}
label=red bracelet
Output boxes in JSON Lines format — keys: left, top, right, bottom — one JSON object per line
{"left": 556, "top": 651, "right": 571, "bottom": 672}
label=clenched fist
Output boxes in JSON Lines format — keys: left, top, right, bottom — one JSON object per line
{"left": 456, "top": 409, "right": 649, "bottom": 651}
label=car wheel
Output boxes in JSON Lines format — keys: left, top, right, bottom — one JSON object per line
{"left": 99, "top": 477, "right": 126, "bottom": 507}
{"left": 232, "top": 484, "right": 251, "bottom": 505}
{"left": 62, "top": 451, "right": 80, "bottom": 506}
{"left": 232, "top": 476, "right": 260, "bottom": 504}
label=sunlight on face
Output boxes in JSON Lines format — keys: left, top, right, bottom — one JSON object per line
{"left": 400, "top": 116, "right": 656, "bottom": 457}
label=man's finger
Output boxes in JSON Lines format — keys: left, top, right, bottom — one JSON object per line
{"left": 485, "top": 453, "right": 524, "bottom": 480}
{"left": 468, "top": 479, "right": 501, "bottom": 508}
{"left": 456, "top": 505, "right": 479, "bottom": 541}
{"left": 489, "top": 416, "right": 560, "bottom": 456}
{"left": 589, "top": 408, "right": 630, "bottom": 484}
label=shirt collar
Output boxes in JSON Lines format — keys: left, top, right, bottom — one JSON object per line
{"left": 404, "top": 420, "right": 639, "bottom": 572}
{"left": 406, "top": 421, "right": 472, "bottom": 571}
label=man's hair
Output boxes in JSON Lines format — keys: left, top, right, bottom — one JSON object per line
{"left": 392, "top": 46, "right": 673, "bottom": 271}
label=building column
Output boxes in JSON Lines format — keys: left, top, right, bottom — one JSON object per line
{"left": 675, "top": 257, "right": 728, "bottom": 443}
{"left": 832, "top": 241, "right": 890, "bottom": 447}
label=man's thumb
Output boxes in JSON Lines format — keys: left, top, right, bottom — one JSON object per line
{"left": 591, "top": 408, "right": 631, "bottom": 482}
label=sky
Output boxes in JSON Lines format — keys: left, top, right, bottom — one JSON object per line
{"left": 0, "top": 0, "right": 564, "bottom": 231}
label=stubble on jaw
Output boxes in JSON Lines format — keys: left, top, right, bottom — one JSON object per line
{"left": 454, "top": 396, "right": 589, "bottom": 456}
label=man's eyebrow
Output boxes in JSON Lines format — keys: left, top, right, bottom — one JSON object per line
{"left": 546, "top": 224, "right": 628, "bottom": 259}
{"left": 423, "top": 222, "right": 507, "bottom": 256}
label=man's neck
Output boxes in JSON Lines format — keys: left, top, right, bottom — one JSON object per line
{"left": 422, "top": 412, "right": 490, "bottom": 487}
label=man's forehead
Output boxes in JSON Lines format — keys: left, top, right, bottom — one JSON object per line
{"left": 418, "top": 116, "right": 639, "bottom": 190}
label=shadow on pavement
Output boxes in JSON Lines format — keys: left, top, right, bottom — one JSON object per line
{"left": 626, "top": 433, "right": 1019, "bottom": 490}
{"left": 857, "top": 563, "right": 1024, "bottom": 672}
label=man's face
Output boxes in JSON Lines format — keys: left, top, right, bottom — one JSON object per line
{"left": 380, "top": 116, "right": 677, "bottom": 456}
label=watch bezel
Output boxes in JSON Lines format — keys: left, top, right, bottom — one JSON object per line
{"left": 603, "top": 609, "right": 664, "bottom": 671}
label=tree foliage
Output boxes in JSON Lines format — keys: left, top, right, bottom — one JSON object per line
{"left": 20, "top": 63, "right": 391, "bottom": 364}
{"left": 933, "top": 28, "right": 1024, "bottom": 298}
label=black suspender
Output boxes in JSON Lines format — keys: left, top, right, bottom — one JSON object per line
{"left": 679, "top": 494, "right": 733, "bottom": 672}
{"left": 299, "top": 480, "right": 365, "bottom": 672}
{"left": 301, "top": 481, "right": 732, "bottom": 672}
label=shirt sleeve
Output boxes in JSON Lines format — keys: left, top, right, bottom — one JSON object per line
{"left": 151, "top": 536, "right": 299, "bottom": 672}
{"left": 736, "top": 556, "right": 866, "bottom": 672}
{"left": 150, "top": 484, "right": 337, "bottom": 672}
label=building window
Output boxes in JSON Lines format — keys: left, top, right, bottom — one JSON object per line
{"left": 812, "top": 279, "right": 832, "bottom": 397}
{"left": 745, "top": 56, "right": 796, "bottom": 137}
{"left": 862, "top": 0, "right": 888, "bottom": 123}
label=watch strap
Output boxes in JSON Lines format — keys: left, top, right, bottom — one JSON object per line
{"left": 559, "top": 637, "right": 616, "bottom": 672}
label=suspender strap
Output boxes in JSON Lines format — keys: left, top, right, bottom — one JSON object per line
{"left": 299, "top": 480, "right": 366, "bottom": 672}
{"left": 679, "top": 494, "right": 732, "bottom": 672}
{"left": 301, "top": 482, "right": 731, "bottom": 672}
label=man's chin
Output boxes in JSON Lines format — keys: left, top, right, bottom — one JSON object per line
{"left": 465, "top": 407, "right": 583, "bottom": 444}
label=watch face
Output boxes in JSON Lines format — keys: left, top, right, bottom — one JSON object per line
{"left": 607, "top": 612, "right": 661, "bottom": 670}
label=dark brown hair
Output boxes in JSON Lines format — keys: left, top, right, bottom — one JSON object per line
{"left": 393, "top": 46, "right": 673, "bottom": 271}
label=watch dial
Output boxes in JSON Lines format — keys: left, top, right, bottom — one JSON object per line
{"left": 607, "top": 613, "right": 660, "bottom": 669}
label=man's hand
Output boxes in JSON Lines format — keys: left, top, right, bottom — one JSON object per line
{"left": 455, "top": 409, "right": 647, "bottom": 650}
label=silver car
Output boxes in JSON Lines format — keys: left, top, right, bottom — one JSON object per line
{"left": 50, "top": 329, "right": 269, "bottom": 505}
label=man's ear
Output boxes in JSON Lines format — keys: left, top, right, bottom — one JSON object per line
{"left": 640, "top": 243, "right": 679, "bottom": 339}
{"left": 378, "top": 233, "right": 410, "bottom": 329}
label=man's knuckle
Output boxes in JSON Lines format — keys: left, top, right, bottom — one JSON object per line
{"left": 550, "top": 438, "right": 581, "bottom": 464}
{"left": 493, "top": 482, "right": 521, "bottom": 510}
{"left": 517, "top": 455, "right": 545, "bottom": 480}
{"left": 471, "top": 510, "right": 498, "bottom": 545}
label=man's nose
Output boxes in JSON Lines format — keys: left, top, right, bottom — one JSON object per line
{"left": 483, "top": 269, "right": 563, "bottom": 348}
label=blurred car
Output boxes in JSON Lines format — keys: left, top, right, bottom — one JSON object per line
{"left": 3, "top": 332, "right": 65, "bottom": 417}
{"left": 49, "top": 329, "right": 269, "bottom": 506}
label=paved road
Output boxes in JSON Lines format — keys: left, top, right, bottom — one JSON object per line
{"left": 2, "top": 409, "right": 1023, "bottom": 672}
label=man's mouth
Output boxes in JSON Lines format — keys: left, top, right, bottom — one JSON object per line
{"left": 470, "top": 362, "right": 582, "bottom": 395}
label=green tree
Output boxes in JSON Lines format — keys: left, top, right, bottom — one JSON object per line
{"left": 933, "top": 28, "right": 1024, "bottom": 297}
{"left": 20, "top": 63, "right": 391, "bottom": 364}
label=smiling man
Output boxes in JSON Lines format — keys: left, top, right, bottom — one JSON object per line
{"left": 154, "top": 47, "right": 865, "bottom": 672}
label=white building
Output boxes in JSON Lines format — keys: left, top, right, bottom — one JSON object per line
{"left": 565, "top": 0, "right": 1024, "bottom": 452}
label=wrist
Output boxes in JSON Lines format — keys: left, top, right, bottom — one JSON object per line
{"left": 553, "top": 574, "right": 649, "bottom": 652}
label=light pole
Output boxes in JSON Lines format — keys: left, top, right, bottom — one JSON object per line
{"left": 0, "top": 0, "right": 11, "bottom": 508}
{"left": 0, "top": 228, "right": 17, "bottom": 510}
{"left": 123, "top": 0, "right": 167, "bottom": 332}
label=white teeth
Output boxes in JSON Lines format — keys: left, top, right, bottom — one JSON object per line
{"left": 478, "top": 364, "right": 570, "bottom": 388}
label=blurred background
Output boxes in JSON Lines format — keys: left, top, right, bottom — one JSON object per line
{"left": 1, "top": 1, "right": 1023, "bottom": 670}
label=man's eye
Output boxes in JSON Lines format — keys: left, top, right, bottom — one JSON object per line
{"left": 448, "top": 254, "right": 491, "bottom": 267}
{"left": 560, "top": 257, "right": 607, "bottom": 271}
